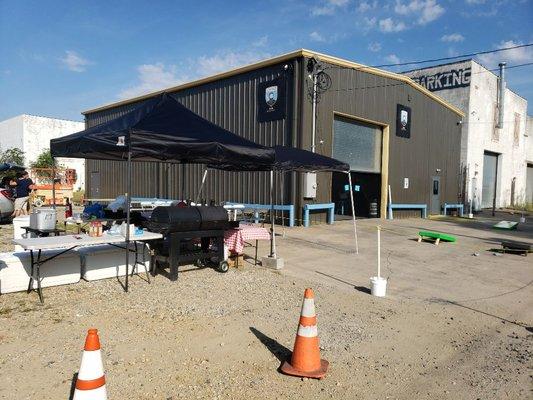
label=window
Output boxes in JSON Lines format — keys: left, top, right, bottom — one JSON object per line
{"left": 514, "top": 113, "right": 521, "bottom": 146}
{"left": 433, "top": 180, "right": 439, "bottom": 195}
{"left": 333, "top": 116, "right": 382, "bottom": 173}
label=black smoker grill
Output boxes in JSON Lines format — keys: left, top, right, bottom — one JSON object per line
{"left": 145, "top": 206, "right": 237, "bottom": 279}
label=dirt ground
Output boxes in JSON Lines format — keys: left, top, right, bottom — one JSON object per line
{"left": 0, "top": 212, "right": 531, "bottom": 399}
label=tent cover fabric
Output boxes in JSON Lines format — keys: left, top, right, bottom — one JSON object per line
{"left": 50, "top": 93, "right": 275, "bottom": 170}
{"left": 211, "top": 146, "right": 349, "bottom": 172}
{"left": 271, "top": 146, "right": 349, "bottom": 172}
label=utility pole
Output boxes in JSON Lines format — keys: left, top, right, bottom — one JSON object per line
{"left": 311, "top": 72, "right": 318, "bottom": 153}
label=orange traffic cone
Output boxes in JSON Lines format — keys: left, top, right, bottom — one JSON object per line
{"left": 281, "top": 288, "right": 329, "bottom": 379}
{"left": 73, "top": 328, "right": 108, "bottom": 400}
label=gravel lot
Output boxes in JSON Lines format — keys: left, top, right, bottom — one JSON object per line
{"left": 0, "top": 214, "right": 531, "bottom": 399}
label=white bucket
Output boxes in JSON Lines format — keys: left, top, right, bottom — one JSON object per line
{"left": 370, "top": 276, "right": 387, "bottom": 297}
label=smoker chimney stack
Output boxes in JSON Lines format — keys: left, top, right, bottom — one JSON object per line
{"left": 497, "top": 62, "right": 506, "bottom": 129}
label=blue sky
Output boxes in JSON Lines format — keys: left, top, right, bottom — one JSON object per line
{"left": 1, "top": 0, "right": 532, "bottom": 121}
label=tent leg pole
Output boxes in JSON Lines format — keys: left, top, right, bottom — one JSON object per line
{"left": 195, "top": 168, "right": 208, "bottom": 205}
{"left": 347, "top": 172, "right": 359, "bottom": 255}
{"left": 51, "top": 160, "right": 56, "bottom": 209}
{"left": 270, "top": 170, "right": 276, "bottom": 258}
{"left": 280, "top": 171, "right": 285, "bottom": 237}
{"left": 125, "top": 149, "right": 131, "bottom": 292}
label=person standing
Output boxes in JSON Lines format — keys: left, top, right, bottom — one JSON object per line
{"left": 12, "top": 171, "right": 34, "bottom": 217}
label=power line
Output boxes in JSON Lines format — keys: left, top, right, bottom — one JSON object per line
{"left": 506, "top": 62, "right": 533, "bottom": 70}
{"left": 372, "top": 43, "right": 533, "bottom": 68}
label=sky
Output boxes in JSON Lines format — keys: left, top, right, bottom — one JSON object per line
{"left": 0, "top": 0, "right": 532, "bottom": 122}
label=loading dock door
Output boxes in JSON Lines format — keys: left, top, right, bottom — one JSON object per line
{"left": 481, "top": 152, "right": 498, "bottom": 208}
{"left": 331, "top": 116, "right": 382, "bottom": 217}
{"left": 527, "top": 164, "right": 533, "bottom": 204}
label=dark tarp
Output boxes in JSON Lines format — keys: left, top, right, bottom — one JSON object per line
{"left": 212, "top": 146, "right": 349, "bottom": 172}
{"left": 50, "top": 93, "right": 275, "bottom": 169}
{"left": 0, "top": 163, "right": 26, "bottom": 172}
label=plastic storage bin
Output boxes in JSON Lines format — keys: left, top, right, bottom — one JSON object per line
{"left": 79, "top": 243, "right": 150, "bottom": 281}
{"left": 0, "top": 250, "right": 81, "bottom": 294}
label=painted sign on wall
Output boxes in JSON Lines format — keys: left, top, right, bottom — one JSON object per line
{"left": 257, "top": 76, "right": 286, "bottom": 122}
{"left": 410, "top": 67, "right": 471, "bottom": 92}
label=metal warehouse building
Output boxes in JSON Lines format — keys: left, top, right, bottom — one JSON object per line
{"left": 82, "top": 49, "right": 464, "bottom": 223}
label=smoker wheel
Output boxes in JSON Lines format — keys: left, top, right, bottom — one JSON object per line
{"left": 217, "top": 261, "right": 229, "bottom": 273}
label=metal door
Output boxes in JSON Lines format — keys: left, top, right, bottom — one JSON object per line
{"left": 89, "top": 172, "right": 100, "bottom": 198}
{"left": 430, "top": 176, "right": 440, "bottom": 214}
{"left": 527, "top": 164, "right": 533, "bottom": 204}
{"left": 481, "top": 152, "right": 498, "bottom": 208}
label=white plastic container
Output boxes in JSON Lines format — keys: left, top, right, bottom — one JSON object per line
{"left": 370, "top": 276, "right": 387, "bottom": 297}
{"left": 119, "top": 223, "right": 136, "bottom": 237}
{"left": 30, "top": 208, "right": 57, "bottom": 230}
{"left": 0, "top": 250, "right": 81, "bottom": 294}
{"left": 13, "top": 215, "right": 32, "bottom": 251}
{"left": 79, "top": 244, "right": 149, "bottom": 281}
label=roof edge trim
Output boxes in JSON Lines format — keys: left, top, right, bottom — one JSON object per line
{"left": 83, "top": 49, "right": 464, "bottom": 117}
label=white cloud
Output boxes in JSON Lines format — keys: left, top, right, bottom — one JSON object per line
{"left": 364, "top": 16, "right": 377, "bottom": 28}
{"left": 379, "top": 17, "right": 407, "bottom": 32}
{"left": 61, "top": 50, "right": 91, "bottom": 72}
{"left": 394, "top": 0, "right": 444, "bottom": 25}
{"left": 447, "top": 47, "right": 456, "bottom": 56}
{"left": 311, "top": 0, "right": 350, "bottom": 16}
{"left": 466, "top": 0, "right": 485, "bottom": 4}
{"left": 195, "top": 51, "right": 267, "bottom": 76}
{"left": 309, "top": 31, "right": 326, "bottom": 42}
{"left": 119, "top": 63, "right": 186, "bottom": 99}
{"left": 356, "top": 0, "right": 377, "bottom": 12}
{"left": 368, "top": 42, "right": 382, "bottom": 52}
{"left": 118, "top": 51, "right": 270, "bottom": 99}
{"left": 311, "top": 6, "right": 335, "bottom": 15}
{"left": 253, "top": 35, "right": 268, "bottom": 47}
{"left": 384, "top": 54, "right": 401, "bottom": 64}
{"left": 477, "top": 40, "right": 533, "bottom": 68}
{"left": 441, "top": 33, "right": 464, "bottom": 42}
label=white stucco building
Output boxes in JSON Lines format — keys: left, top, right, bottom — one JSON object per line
{"left": 404, "top": 60, "right": 530, "bottom": 211}
{"left": 0, "top": 115, "right": 85, "bottom": 190}
{"left": 526, "top": 116, "right": 533, "bottom": 204}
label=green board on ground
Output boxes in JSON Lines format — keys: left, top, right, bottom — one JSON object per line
{"left": 418, "top": 231, "right": 457, "bottom": 242}
{"left": 492, "top": 221, "right": 518, "bottom": 230}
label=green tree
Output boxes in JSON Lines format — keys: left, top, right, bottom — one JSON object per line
{"left": 31, "top": 149, "right": 54, "bottom": 169}
{"left": 0, "top": 147, "right": 25, "bottom": 165}
{"left": 30, "top": 149, "right": 56, "bottom": 181}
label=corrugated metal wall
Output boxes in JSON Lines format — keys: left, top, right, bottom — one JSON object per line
{"left": 85, "top": 55, "right": 461, "bottom": 223}
{"left": 85, "top": 61, "right": 298, "bottom": 205}
{"left": 300, "top": 57, "right": 462, "bottom": 220}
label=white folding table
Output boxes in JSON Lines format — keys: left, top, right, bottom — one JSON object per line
{"left": 13, "top": 232, "right": 163, "bottom": 303}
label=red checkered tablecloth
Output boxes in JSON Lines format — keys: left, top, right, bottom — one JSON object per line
{"left": 224, "top": 225, "right": 271, "bottom": 254}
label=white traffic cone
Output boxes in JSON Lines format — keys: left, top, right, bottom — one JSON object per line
{"left": 73, "top": 328, "right": 107, "bottom": 400}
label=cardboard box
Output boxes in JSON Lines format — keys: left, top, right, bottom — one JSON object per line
{"left": 228, "top": 254, "right": 244, "bottom": 268}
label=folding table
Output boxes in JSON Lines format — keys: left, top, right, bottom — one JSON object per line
{"left": 13, "top": 231, "right": 162, "bottom": 303}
